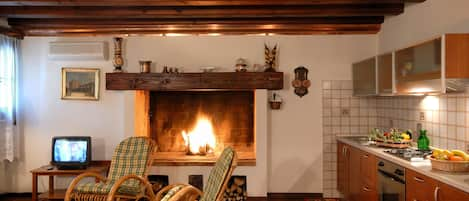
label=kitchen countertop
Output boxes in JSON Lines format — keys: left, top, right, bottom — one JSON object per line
{"left": 337, "top": 136, "right": 469, "bottom": 194}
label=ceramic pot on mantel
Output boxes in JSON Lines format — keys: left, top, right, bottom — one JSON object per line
{"left": 139, "top": 61, "right": 152, "bottom": 73}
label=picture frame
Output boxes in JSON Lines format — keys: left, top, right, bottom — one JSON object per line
{"left": 61, "top": 68, "right": 100, "bottom": 100}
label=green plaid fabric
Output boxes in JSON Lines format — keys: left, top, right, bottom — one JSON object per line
{"left": 200, "top": 147, "right": 235, "bottom": 201}
{"left": 160, "top": 185, "right": 184, "bottom": 201}
{"left": 75, "top": 137, "right": 154, "bottom": 195}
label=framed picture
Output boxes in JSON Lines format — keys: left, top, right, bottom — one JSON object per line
{"left": 61, "top": 68, "right": 100, "bottom": 100}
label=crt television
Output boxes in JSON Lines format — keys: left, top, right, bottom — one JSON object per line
{"left": 51, "top": 136, "right": 91, "bottom": 170}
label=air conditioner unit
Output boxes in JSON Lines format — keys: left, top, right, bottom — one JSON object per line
{"left": 48, "top": 41, "right": 108, "bottom": 61}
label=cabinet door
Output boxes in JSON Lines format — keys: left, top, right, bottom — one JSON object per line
{"left": 338, "top": 143, "right": 350, "bottom": 200}
{"left": 348, "top": 147, "right": 362, "bottom": 201}
{"left": 437, "top": 182, "right": 469, "bottom": 201}
{"left": 406, "top": 169, "right": 438, "bottom": 201}
{"left": 395, "top": 38, "right": 442, "bottom": 94}
{"left": 360, "top": 151, "right": 377, "bottom": 201}
{"left": 377, "top": 53, "right": 394, "bottom": 94}
{"left": 353, "top": 57, "right": 377, "bottom": 96}
{"left": 337, "top": 142, "right": 347, "bottom": 194}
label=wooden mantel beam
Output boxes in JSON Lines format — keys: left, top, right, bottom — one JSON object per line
{"left": 0, "top": 0, "right": 419, "bottom": 6}
{"left": 0, "top": 4, "right": 403, "bottom": 19}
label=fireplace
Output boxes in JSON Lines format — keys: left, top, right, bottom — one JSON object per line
{"left": 137, "top": 90, "right": 256, "bottom": 165}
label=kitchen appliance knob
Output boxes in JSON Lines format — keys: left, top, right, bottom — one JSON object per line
{"left": 378, "top": 161, "right": 385, "bottom": 166}
{"left": 394, "top": 169, "right": 404, "bottom": 176}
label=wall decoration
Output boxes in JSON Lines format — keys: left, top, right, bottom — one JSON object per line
{"left": 264, "top": 44, "right": 278, "bottom": 72}
{"left": 61, "top": 68, "right": 100, "bottom": 100}
{"left": 269, "top": 92, "right": 282, "bottom": 110}
{"left": 112, "top": 37, "right": 124, "bottom": 72}
{"left": 292, "top": 66, "right": 311, "bottom": 97}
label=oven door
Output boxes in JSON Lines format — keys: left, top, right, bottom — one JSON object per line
{"left": 378, "top": 169, "right": 406, "bottom": 201}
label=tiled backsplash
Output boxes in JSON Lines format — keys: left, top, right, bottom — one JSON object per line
{"left": 321, "top": 80, "right": 377, "bottom": 198}
{"left": 376, "top": 94, "right": 469, "bottom": 151}
{"left": 322, "top": 80, "right": 469, "bottom": 198}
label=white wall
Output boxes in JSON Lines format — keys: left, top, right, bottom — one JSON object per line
{"left": 378, "top": 0, "right": 469, "bottom": 54}
{"left": 4, "top": 35, "right": 376, "bottom": 194}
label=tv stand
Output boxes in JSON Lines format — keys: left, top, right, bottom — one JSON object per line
{"left": 31, "top": 164, "right": 108, "bottom": 201}
{"left": 56, "top": 165, "right": 87, "bottom": 170}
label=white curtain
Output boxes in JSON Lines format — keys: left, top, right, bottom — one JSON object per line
{"left": 0, "top": 34, "right": 20, "bottom": 162}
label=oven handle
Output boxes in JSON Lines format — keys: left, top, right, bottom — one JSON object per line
{"left": 378, "top": 169, "right": 405, "bottom": 184}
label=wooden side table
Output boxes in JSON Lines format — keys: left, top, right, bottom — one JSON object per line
{"left": 30, "top": 165, "right": 108, "bottom": 201}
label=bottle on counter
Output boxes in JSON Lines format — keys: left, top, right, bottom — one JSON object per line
{"left": 417, "top": 129, "right": 430, "bottom": 150}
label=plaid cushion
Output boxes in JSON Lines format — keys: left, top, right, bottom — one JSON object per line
{"left": 160, "top": 185, "right": 184, "bottom": 201}
{"left": 75, "top": 182, "right": 140, "bottom": 195}
{"left": 200, "top": 147, "right": 234, "bottom": 201}
{"left": 74, "top": 137, "right": 154, "bottom": 195}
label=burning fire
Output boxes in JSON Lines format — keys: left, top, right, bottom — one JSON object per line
{"left": 181, "top": 115, "right": 217, "bottom": 155}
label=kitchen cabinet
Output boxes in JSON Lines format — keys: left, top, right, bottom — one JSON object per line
{"left": 360, "top": 151, "right": 377, "bottom": 201}
{"left": 352, "top": 57, "right": 377, "bottom": 96}
{"left": 437, "top": 182, "right": 469, "bottom": 201}
{"left": 337, "top": 142, "right": 350, "bottom": 200}
{"left": 406, "top": 168, "right": 438, "bottom": 201}
{"left": 394, "top": 34, "right": 469, "bottom": 94}
{"left": 377, "top": 53, "right": 394, "bottom": 95}
{"left": 337, "top": 144, "right": 377, "bottom": 201}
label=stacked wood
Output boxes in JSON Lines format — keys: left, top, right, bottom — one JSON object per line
{"left": 223, "top": 176, "right": 247, "bottom": 201}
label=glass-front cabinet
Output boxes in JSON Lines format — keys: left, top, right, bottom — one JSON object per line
{"left": 352, "top": 57, "right": 377, "bottom": 96}
{"left": 377, "top": 53, "right": 394, "bottom": 95}
{"left": 394, "top": 38, "right": 442, "bottom": 94}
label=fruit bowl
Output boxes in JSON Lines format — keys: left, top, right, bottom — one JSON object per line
{"left": 428, "top": 156, "right": 469, "bottom": 172}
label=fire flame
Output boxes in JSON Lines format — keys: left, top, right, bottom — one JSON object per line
{"left": 181, "top": 115, "right": 217, "bottom": 155}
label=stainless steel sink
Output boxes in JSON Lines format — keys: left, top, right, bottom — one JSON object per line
{"left": 342, "top": 136, "right": 372, "bottom": 146}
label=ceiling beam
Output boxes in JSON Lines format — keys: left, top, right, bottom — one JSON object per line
{"left": 8, "top": 17, "right": 383, "bottom": 36}
{"left": 0, "top": 4, "right": 404, "bottom": 19}
{"left": 8, "top": 17, "right": 385, "bottom": 27}
{"left": 0, "top": 0, "right": 414, "bottom": 6}
{"left": 20, "top": 24, "right": 382, "bottom": 36}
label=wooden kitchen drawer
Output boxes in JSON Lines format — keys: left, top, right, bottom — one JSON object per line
{"left": 406, "top": 168, "right": 439, "bottom": 201}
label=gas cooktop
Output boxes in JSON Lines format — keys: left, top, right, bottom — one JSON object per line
{"left": 383, "top": 148, "right": 432, "bottom": 162}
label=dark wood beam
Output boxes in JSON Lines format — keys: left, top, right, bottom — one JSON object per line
{"left": 0, "top": 26, "right": 24, "bottom": 39}
{"left": 8, "top": 17, "right": 385, "bottom": 27}
{"left": 8, "top": 16, "right": 383, "bottom": 36}
{"left": 0, "top": 4, "right": 403, "bottom": 19}
{"left": 0, "top": 0, "right": 412, "bottom": 6}
{"left": 15, "top": 23, "right": 382, "bottom": 36}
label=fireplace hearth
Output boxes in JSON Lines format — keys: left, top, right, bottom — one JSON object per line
{"left": 145, "top": 90, "right": 256, "bottom": 165}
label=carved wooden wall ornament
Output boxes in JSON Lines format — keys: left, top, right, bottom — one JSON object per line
{"left": 292, "top": 66, "right": 311, "bottom": 97}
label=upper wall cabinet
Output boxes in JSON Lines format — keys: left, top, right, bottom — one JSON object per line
{"left": 353, "top": 57, "right": 377, "bottom": 96}
{"left": 395, "top": 34, "right": 469, "bottom": 94}
{"left": 377, "top": 53, "right": 394, "bottom": 95}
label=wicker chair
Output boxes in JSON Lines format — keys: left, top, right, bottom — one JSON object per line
{"left": 65, "top": 136, "right": 156, "bottom": 201}
{"left": 154, "top": 147, "right": 237, "bottom": 201}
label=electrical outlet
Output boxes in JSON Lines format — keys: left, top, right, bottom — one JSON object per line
{"left": 341, "top": 108, "right": 350, "bottom": 116}
{"left": 419, "top": 112, "right": 425, "bottom": 121}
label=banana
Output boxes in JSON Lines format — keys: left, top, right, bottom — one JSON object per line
{"left": 441, "top": 150, "right": 454, "bottom": 160}
{"left": 451, "top": 150, "right": 469, "bottom": 161}
{"left": 432, "top": 148, "right": 443, "bottom": 158}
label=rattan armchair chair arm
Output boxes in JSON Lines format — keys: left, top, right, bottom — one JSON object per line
{"left": 64, "top": 172, "right": 107, "bottom": 201}
{"left": 106, "top": 174, "right": 155, "bottom": 201}
{"left": 154, "top": 184, "right": 188, "bottom": 200}
{"left": 168, "top": 185, "right": 203, "bottom": 201}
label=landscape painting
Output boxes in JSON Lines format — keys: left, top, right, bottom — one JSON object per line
{"left": 61, "top": 68, "right": 100, "bottom": 100}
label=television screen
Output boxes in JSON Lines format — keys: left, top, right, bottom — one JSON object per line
{"left": 51, "top": 136, "right": 91, "bottom": 169}
{"left": 54, "top": 139, "right": 88, "bottom": 162}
